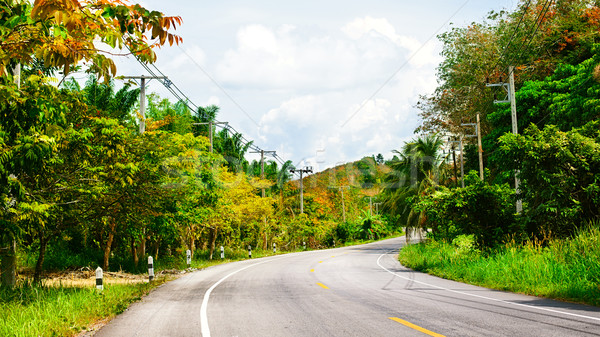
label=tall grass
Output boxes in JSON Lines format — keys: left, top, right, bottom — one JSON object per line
{"left": 0, "top": 281, "right": 161, "bottom": 337}
{"left": 399, "top": 225, "right": 600, "bottom": 306}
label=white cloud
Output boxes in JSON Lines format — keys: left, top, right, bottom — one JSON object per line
{"left": 342, "top": 16, "right": 441, "bottom": 67}
{"left": 216, "top": 18, "right": 437, "bottom": 91}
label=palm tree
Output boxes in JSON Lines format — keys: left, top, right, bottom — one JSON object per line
{"left": 214, "top": 129, "right": 253, "bottom": 173}
{"left": 192, "top": 105, "right": 219, "bottom": 137}
{"left": 63, "top": 76, "right": 139, "bottom": 124}
{"left": 274, "top": 160, "right": 295, "bottom": 211}
{"left": 382, "top": 134, "right": 445, "bottom": 243}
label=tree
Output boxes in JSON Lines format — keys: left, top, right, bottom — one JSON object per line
{"left": 382, "top": 135, "right": 446, "bottom": 242}
{"left": 416, "top": 1, "right": 600, "bottom": 136}
{"left": 64, "top": 76, "right": 140, "bottom": 124}
{"left": 214, "top": 129, "right": 253, "bottom": 173}
{"left": 0, "top": 0, "right": 182, "bottom": 80}
{"left": 499, "top": 121, "right": 600, "bottom": 238}
{"left": 0, "top": 0, "right": 182, "bottom": 286}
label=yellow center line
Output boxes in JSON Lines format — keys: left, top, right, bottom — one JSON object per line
{"left": 319, "top": 261, "right": 323, "bottom": 263}
{"left": 310, "top": 269, "right": 315, "bottom": 272}
{"left": 316, "top": 282, "right": 329, "bottom": 289}
{"left": 389, "top": 317, "right": 445, "bottom": 337}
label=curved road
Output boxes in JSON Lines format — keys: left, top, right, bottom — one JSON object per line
{"left": 96, "top": 237, "right": 600, "bottom": 336}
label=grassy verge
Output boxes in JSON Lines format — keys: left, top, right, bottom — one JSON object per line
{"left": 0, "top": 279, "right": 168, "bottom": 337}
{"left": 398, "top": 226, "right": 600, "bottom": 306}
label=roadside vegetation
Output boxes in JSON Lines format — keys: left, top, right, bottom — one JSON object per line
{"left": 0, "top": 281, "right": 160, "bottom": 337}
{"left": 380, "top": 0, "right": 600, "bottom": 306}
{"left": 399, "top": 224, "right": 600, "bottom": 306}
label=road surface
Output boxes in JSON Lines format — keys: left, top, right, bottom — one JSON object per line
{"left": 95, "top": 237, "right": 600, "bottom": 336}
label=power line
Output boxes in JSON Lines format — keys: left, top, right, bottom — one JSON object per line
{"left": 125, "top": 50, "right": 292, "bottom": 169}
{"left": 485, "top": 0, "right": 532, "bottom": 81}
{"left": 488, "top": 0, "right": 553, "bottom": 82}
{"left": 504, "top": 0, "right": 554, "bottom": 72}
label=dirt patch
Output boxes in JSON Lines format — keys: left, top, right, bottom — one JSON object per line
{"left": 38, "top": 267, "right": 147, "bottom": 287}
{"left": 17, "top": 267, "right": 186, "bottom": 288}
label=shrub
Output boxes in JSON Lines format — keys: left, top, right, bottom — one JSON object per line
{"left": 498, "top": 121, "right": 600, "bottom": 238}
{"left": 412, "top": 172, "right": 519, "bottom": 247}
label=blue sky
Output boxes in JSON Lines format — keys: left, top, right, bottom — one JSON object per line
{"left": 110, "top": 0, "right": 518, "bottom": 171}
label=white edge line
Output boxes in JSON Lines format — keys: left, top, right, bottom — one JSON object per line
{"left": 376, "top": 252, "right": 600, "bottom": 323}
{"left": 200, "top": 258, "right": 280, "bottom": 337}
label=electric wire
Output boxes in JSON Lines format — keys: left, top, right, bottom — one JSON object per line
{"left": 503, "top": 0, "right": 554, "bottom": 74}
{"left": 125, "top": 50, "right": 290, "bottom": 168}
{"left": 485, "top": 0, "right": 532, "bottom": 81}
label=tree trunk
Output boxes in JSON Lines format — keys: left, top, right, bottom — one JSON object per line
{"left": 208, "top": 227, "right": 217, "bottom": 260}
{"left": 262, "top": 217, "right": 267, "bottom": 250}
{"left": 34, "top": 235, "right": 49, "bottom": 283}
{"left": 188, "top": 231, "right": 195, "bottom": 261}
{"left": 139, "top": 228, "right": 146, "bottom": 262}
{"left": 153, "top": 237, "right": 160, "bottom": 260}
{"left": 132, "top": 238, "right": 139, "bottom": 269}
{"left": 0, "top": 239, "right": 16, "bottom": 288}
{"left": 102, "top": 220, "right": 116, "bottom": 271}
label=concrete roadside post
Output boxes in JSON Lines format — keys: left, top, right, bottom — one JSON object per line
{"left": 95, "top": 267, "right": 103, "bottom": 290}
{"left": 220, "top": 246, "right": 224, "bottom": 259}
{"left": 303, "top": 241, "right": 306, "bottom": 250}
{"left": 148, "top": 256, "right": 154, "bottom": 282}
{"left": 273, "top": 243, "right": 276, "bottom": 254}
{"left": 186, "top": 250, "right": 191, "bottom": 267}
{"left": 248, "top": 245, "right": 252, "bottom": 258}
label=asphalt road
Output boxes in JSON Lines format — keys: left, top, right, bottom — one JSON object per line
{"left": 95, "top": 237, "right": 600, "bottom": 336}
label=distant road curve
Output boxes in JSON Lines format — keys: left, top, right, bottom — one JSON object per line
{"left": 96, "top": 237, "right": 600, "bottom": 337}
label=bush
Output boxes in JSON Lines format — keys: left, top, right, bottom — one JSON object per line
{"left": 498, "top": 121, "right": 600, "bottom": 238}
{"left": 413, "top": 172, "right": 520, "bottom": 247}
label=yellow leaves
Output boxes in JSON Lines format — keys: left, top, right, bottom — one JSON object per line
{"left": 217, "top": 171, "right": 275, "bottom": 224}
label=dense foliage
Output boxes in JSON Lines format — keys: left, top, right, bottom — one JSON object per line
{"left": 380, "top": 0, "right": 600, "bottom": 250}
{"left": 0, "top": 1, "right": 401, "bottom": 287}
{"left": 499, "top": 121, "right": 600, "bottom": 238}
{"left": 412, "top": 172, "right": 518, "bottom": 247}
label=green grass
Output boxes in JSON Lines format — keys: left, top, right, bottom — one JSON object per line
{"left": 0, "top": 280, "right": 165, "bottom": 337}
{"left": 398, "top": 226, "right": 600, "bottom": 306}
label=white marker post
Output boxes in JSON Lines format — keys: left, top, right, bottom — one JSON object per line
{"left": 95, "top": 267, "right": 103, "bottom": 290}
{"left": 148, "top": 256, "right": 154, "bottom": 282}
{"left": 248, "top": 245, "right": 252, "bottom": 258}
{"left": 273, "top": 243, "right": 276, "bottom": 254}
{"left": 303, "top": 241, "right": 306, "bottom": 250}
{"left": 220, "top": 246, "right": 224, "bottom": 259}
{"left": 186, "top": 249, "right": 191, "bottom": 267}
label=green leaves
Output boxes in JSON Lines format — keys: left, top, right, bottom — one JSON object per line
{"left": 499, "top": 121, "right": 600, "bottom": 237}
{"left": 412, "top": 172, "right": 518, "bottom": 248}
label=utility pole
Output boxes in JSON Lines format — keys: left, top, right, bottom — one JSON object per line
{"left": 250, "top": 150, "right": 276, "bottom": 250}
{"left": 330, "top": 186, "right": 349, "bottom": 222}
{"left": 449, "top": 137, "right": 458, "bottom": 186}
{"left": 250, "top": 150, "right": 276, "bottom": 197}
{"left": 191, "top": 121, "right": 228, "bottom": 152}
{"left": 373, "top": 202, "right": 382, "bottom": 215}
{"left": 461, "top": 120, "right": 482, "bottom": 180}
{"left": 487, "top": 66, "right": 521, "bottom": 213}
{"left": 459, "top": 135, "right": 465, "bottom": 188}
{"left": 122, "top": 75, "right": 168, "bottom": 134}
{"left": 476, "top": 113, "right": 484, "bottom": 180}
{"left": 290, "top": 167, "right": 313, "bottom": 214}
{"left": 508, "top": 66, "right": 523, "bottom": 213}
